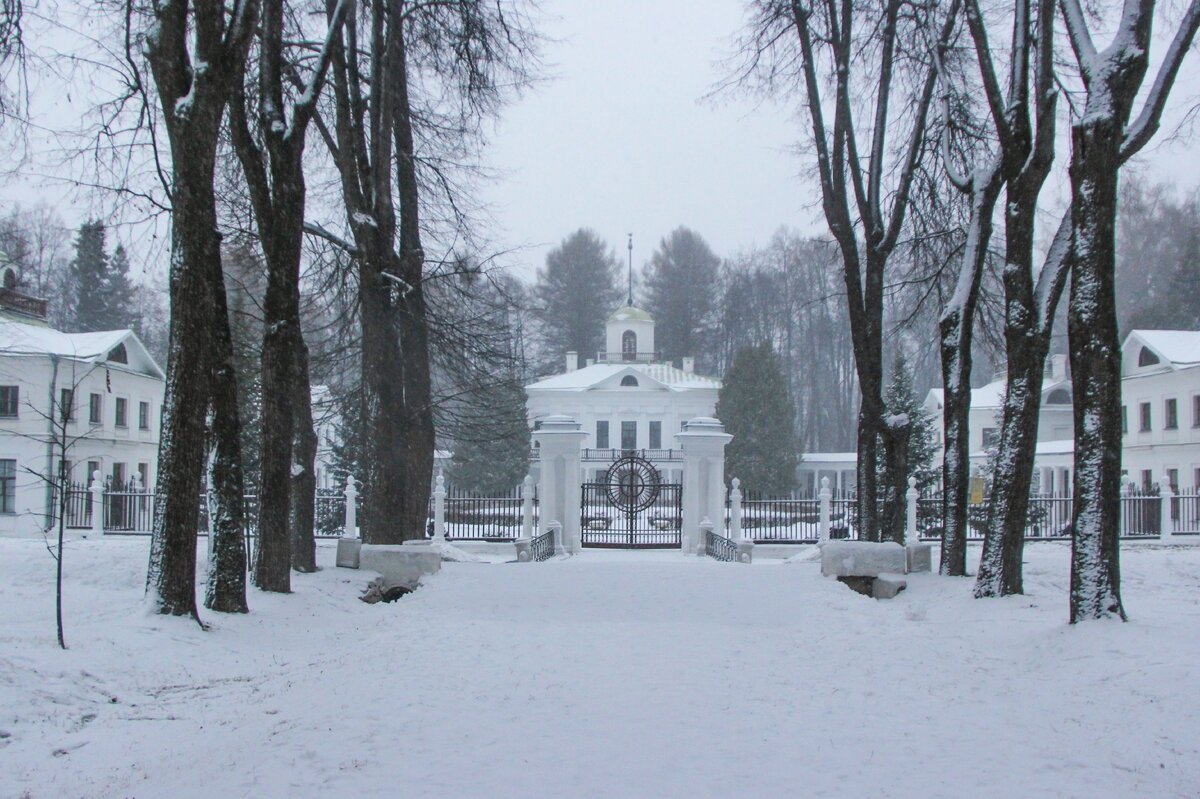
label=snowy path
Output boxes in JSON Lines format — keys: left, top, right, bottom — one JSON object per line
{"left": 2, "top": 539, "right": 1199, "bottom": 798}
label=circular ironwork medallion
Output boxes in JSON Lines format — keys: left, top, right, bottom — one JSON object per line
{"left": 605, "top": 455, "right": 662, "bottom": 512}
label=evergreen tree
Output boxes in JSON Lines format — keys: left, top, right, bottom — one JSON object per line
{"left": 99, "top": 245, "right": 140, "bottom": 330}
{"left": 446, "top": 379, "right": 530, "bottom": 494}
{"left": 715, "top": 344, "right": 798, "bottom": 495}
{"left": 643, "top": 227, "right": 721, "bottom": 371}
{"left": 534, "top": 229, "right": 622, "bottom": 371}
{"left": 881, "top": 353, "right": 937, "bottom": 490}
{"left": 69, "top": 220, "right": 108, "bottom": 332}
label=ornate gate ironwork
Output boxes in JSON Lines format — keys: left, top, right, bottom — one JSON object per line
{"left": 581, "top": 454, "right": 682, "bottom": 548}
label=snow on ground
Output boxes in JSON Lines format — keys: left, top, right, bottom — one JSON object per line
{"left": 2, "top": 538, "right": 1199, "bottom": 799}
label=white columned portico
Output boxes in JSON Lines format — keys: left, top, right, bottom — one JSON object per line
{"left": 532, "top": 415, "right": 587, "bottom": 554}
{"left": 676, "top": 417, "right": 732, "bottom": 554}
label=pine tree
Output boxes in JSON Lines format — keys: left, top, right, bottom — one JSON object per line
{"left": 69, "top": 220, "right": 108, "bottom": 332}
{"left": 715, "top": 344, "right": 798, "bottom": 495}
{"left": 100, "top": 245, "right": 140, "bottom": 330}
{"left": 534, "top": 229, "right": 622, "bottom": 370}
{"left": 643, "top": 227, "right": 721, "bottom": 371}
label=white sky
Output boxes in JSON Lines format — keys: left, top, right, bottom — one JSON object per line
{"left": 2, "top": 0, "right": 1199, "bottom": 286}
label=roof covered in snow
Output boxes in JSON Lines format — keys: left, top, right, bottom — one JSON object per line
{"left": 925, "top": 376, "right": 1071, "bottom": 411}
{"left": 1124, "top": 330, "right": 1200, "bottom": 368}
{"left": 607, "top": 305, "right": 653, "bottom": 323}
{"left": 526, "top": 361, "right": 720, "bottom": 392}
{"left": 0, "top": 320, "right": 163, "bottom": 379}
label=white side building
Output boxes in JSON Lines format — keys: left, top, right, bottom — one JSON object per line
{"left": 0, "top": 309, "right": 165, "bottom": 537}
{"left": 1119, "top": 330, "right": 1200, "bottom": 492}
{"left": 525, "top": 305, "right": 721, "bottom": 482}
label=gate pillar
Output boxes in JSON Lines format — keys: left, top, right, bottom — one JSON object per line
{"left": 532, "top": 415, "right": 587, "bottom": 554}
{"left": 676, "top": 417, "right": 732, "bottom": 554}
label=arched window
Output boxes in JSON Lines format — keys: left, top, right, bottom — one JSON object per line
{"left": 1045, "top": 388, "right": 1071, "bottom": 405}
{"left": 622, "top": 330, "right": 636, "bottom": 360}
{"left": 620, "top": 375, "right": 638, "bottom": 387}
{"left": 1, "top": 267, "right": 17, "bottom": 289}
{"left": 107, "top": 343, "right": 128, "bottom": 364}
{"left": 1138, "top": 347, "right": 1161, "bottom": 367}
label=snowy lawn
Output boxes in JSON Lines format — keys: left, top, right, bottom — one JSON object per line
{"left": 2, "top": 538, "right": 1198, "bottom": 798}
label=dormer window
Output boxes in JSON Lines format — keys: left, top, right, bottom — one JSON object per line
{"left": 620, "top": 375, "right": 638, "bottom": 387}
{"left": 1138, "top": 347, "right": 1160, "bottom": 367}
{"left": 622, "top": 330, "right": 636, "bottom": 360}
{"left": 108, "top": 343, "right": 128, "bottom": 364}
{"left": 1045, "top": 388, "right": 1070, "bottom": 405}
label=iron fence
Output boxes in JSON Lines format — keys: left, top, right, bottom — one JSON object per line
{"left": 432, "top": 485, "right": 533, "bottom": 541}
{"left": 1174, "top": 492, "right": 1200, "bottom": 534}
{"left": 531, "top": 528, "right": 555, "bottom": 561}
{"left": 736, "top": 491, "right": 821, "bottom": 542}
{"left": 704, "top": 528, "right": 738, "bottom": 562}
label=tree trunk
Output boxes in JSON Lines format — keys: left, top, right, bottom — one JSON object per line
{"left": 251, "top": 175, "right": 305, "bottom": 594}
{"left": 938, "top": 308, "right": 973, "bottom": 576}
{"left": 204, "top": 259, "right": 249, "bottom": 614}
{"left": 146, "top": 155, "right": 220, "bottom": 618}
{"left": 290, "top": 341, "right": 318, "bottom": 572}
{"left": 1066, "top": 115, "right": 1126, "bottom": 622}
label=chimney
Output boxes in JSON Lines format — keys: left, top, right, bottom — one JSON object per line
{"left": 565, "top": 351, "right": 577, "bottom": 373}
{"left": 682, "top": 357, "right": 694, "bottom": 374}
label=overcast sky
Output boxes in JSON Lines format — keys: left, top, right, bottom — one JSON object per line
{"left": 2, "top": 0, "right": 1199, "bottom": 286}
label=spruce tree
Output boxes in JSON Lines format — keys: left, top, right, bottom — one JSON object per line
{"left": 447, "top": 379, "right": 530, "bottom": 495}
{"left": 880, "top": 353, "right": 937, "bottom": 490}
{"left": 715, "top": 344, "right": 798, "bottom": 495}
{"left": 100, "top": 244, "right": 140, "bottom": 330}
{"left": 69, "top": 220, "right": 108, "bottom": 332}
{"left": 534, "top": 229, "right": 622, "bottom": 370}
{"left": 643, "top": 227, "right": 721, "bottom": 371}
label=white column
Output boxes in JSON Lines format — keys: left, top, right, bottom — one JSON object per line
{"left": 906, "top": 476, "right": 919, "bottom": 545}
{"left": 432, "top": 472, "right": 447, "bottom": 543}
{"left": 344, "top": 475, "right": 358, "bottom": 539}
{"left": 676, "top": 417, "right": 732, "bottom": 555}
{"left": 533, "top": 415, "right": 587, "bottom": 554}
{"left": 1160, "top": 476, "right": 1175, "bottom": 543}
{"left": 90, "top": 470, "right": 104, "bottom": 538}
{"left": 729, "top": 477, "right": 743, "bottom": 541}
{"left": 520, "top": 474, "right": 535, "bottom": 540}
{"left": 818, "top": 476, "right": 832, "bottom": 543}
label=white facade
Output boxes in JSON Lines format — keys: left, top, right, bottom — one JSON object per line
{"left": 525, "top": 306, "right": 720, "bottom": 481}
{"left": 0, "top": 318, "right": 165, "bottom": 536}
{"left": 1117, "top": 330, "right": 1200, "bottom": 492}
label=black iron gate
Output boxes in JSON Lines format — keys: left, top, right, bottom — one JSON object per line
{"left": 581, "top": 454, "right": 682, "bottom": 548}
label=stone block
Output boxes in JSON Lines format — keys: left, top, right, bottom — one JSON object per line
{"left": 872, "top": 573, "right": 907, "bottom": 599}
{"left": 336, "top": 537, "right": 361, "bottom": 569}
{"left": 359, "top": 544, "right": 441, "bottom": 589}
{"left": 736, "top": 540, "right": 755, "bottom": 564}
{"left": 905, "top": 543, "right": 933, "bottom": 573}
{"left": 820, "top": 541, "right": 906, "bottom": 578}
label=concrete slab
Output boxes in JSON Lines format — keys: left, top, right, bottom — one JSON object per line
{"left": 336, "top": 538, "right": 361, "bottom": 569}
{"left": 359, "top": 544, "right": 441, "bottom": 588}
{"left": 872, "top": 573, "right": 907, "bottom": 599}
{"left": 820, "top": 541, "right": 906, "bottom": 578}
{"left": 906, "top": 543, "right": 933, "bottom": 573}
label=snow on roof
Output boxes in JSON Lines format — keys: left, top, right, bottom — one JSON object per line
{"left": 0, "top": 319, "right": 164, "bottom": 379}
{"left": 800, "top": 452, "right": 858, "bottom": 464}
{"left": 526, "top": 361, "right": 720, "bottom": 392}
{"left": 926, "top": 377, "right": 1070, "bottom": 411}
{"left": 1035, "top": 439, "right": 1074, "bottom": 455}
{"left": 607, "top": 305, "right": 653, "bottom": 323}
{"left": 1125, "top": 330, "right": 1200, "bottom": 367}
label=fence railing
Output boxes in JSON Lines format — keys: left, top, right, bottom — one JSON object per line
{"left": 427, "top": 484, "right": 536, "bottom": 541}
{"left": 730, "top": 476, "right": 1200, "bottom": 543}
{"left": 531, "top": 527, "right": 556, "bottom": 561}
{"left": 704, "top": 527, "right": 738, "bottom": 562}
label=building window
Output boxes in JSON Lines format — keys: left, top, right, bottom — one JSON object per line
{"left": 1139, "top": 402, "right": 1152, "bottom": 432}
{"left": 621, "top": 421, "right": 637, "bottom": 450}
{"left": 1194, "top": 468, "right": 1200, "bottom": 493}
{"left": 0, "top": 385, "right": 17, "bottom": 418}
{"left": 982, "top": 428, "right": 999, "bottom": 448}
{"left": 649, "top": 421, "right": 661, "bottom": 449}
{"left": 114, "top": 397, "right": 128, "bottom": 428}
{"left": 138, "top": 401, "right": 150, "bottom": 430}
{"left": 60, "top": 388, "right": 74, "bottom": 422}
{"left": 86, "top": 460, "right": 100, "bottom": 485}
{"left": 620, "top": 375, "right": 638, "bottom": 387}
{"left": 1165, "top": 398, "right": 1178, "bottom": 430}
{"left": 108, "top": 343, "right": 127, "bottom": 364}
{"left": 596, "top": 420, "right": 609, "bottom": 449}
{"left": 622, "top": 330, "right": 636, "bottom": 360}
{"left": 1193, "top": 396, "right": 1200, "bottom": 428}
{"left": 0, "top": 459, "right": 13, "bottom": 513}
{"left": 89, "top": 393, "right": 102, "bottom": 425}
{"left": 1141, "top": 470, "right": 1153, "bottom": 492}
{"left": 1166, "top": 468, "right": 1179, "bottom": 492}
{"left": 1045, "top": 388, "right": 1070, "bottom": 404}
{"left": 1121, "top": 405, "right": 1127, "bottom": 434}
{"left": 137, "top": 462, "right": 149, "bottom": 487}
{"left": 1138, "top": 347, "right": 1160, "bottom": 367}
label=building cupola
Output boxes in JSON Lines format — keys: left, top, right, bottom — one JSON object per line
{"left": 603, "top": 305, "right": 655, "bottom": 363}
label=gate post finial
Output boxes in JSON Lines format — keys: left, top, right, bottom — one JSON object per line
{"left": 432, "top": 472, "right": 447, "bottom": 543}
{"left": 818, "top": 476, "right": 832, "bottom": 544}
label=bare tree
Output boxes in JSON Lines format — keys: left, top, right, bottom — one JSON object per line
{"left": 1058, "top": 0, "right": 1200, "bottom": 622}
{"left": 228, "top": 0, "right": 351, "bottom": 589}
{"left": 139, "top": 0, "right": 258, "bottom": 618}
{"left": 970, "top": 0, "right": 1065, "bottom": 597}
{"left": 732, "top": 0, "right": 961, "bottom": 541}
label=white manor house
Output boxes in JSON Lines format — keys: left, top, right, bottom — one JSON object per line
{"left": 524, "top": 304, "right": 721, "bottom": 483}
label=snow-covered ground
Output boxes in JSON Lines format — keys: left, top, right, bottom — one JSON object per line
{"left": 2, "top": 538, "right": 1198, "bottom": 798}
